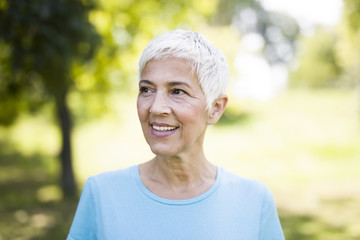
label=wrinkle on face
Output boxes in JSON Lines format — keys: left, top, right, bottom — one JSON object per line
{"left": 137, "top": 58, "right": 210, "bottom": 158}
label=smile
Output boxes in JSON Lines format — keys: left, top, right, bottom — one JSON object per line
{"left": 152, "top": 125, "right": 178, "bottom": 132}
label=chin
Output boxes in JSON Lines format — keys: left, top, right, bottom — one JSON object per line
{"left": 151, "top": 149, "right": 176, "bottom": 158}
{"left": 149, "top": 145, "right": 179, "bottom": 158}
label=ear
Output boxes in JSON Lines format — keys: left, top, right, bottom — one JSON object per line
{"left": 207, "top": 94, "right": 228, "bottom": 125}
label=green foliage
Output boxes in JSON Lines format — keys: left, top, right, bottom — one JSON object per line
{"left": 335, "top": 0, "right": 360, "bottom": 86}
{"left": 0, "top": 141, "right": 78, "bottom": 240}
{"left": 217, "top": 108, "right": 253, "bottom": 126}
{"left": 213, "top": 0, "right": 300, "bottom": 64}
{"left": 289, "top": 29, "right": 342, "bottom": 88}
{"left": 343, "top": 0, "right": 360, "bottom": 31}
{"left": 216, "top": 99, "right": 254, "bottom": 126}
{"left": 289, "top": 0, "right": 360, "bottom": 88}
{"left": 0, "top": 0, "right": 100, "bottom": 124}
{"left": 88, "top": 0, "right": 217, "bottom": 84}
{"left": 0, "top": 0, "right": 101, "bottom": 197}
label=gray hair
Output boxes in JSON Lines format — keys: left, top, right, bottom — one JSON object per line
{"left": 139, "top": 29, "right": 229, "bottom": 111}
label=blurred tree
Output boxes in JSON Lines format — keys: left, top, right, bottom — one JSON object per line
{"left": 213, "top": 0, "right": 300, "bottom": 64}
{"left": 339, "top": 0, "right": 360, "bottom": 124}
{"left": 342, "top": 0, "right": 360, "bottom": 39}
{"left": 0, "top": 0, "right": 100, "bottom": 197}
{"left": 289, "top": 29, "right": 342, "bottom": 88}
{"left": 289, "top": 0, "right": 360, "bottom": 88}
{"left": 335, "top": 0, "right": 360, "bottom": 86}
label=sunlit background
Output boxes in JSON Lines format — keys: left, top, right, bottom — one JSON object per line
{"left": 0, "top": 0, "right": 359, "bottom": 239}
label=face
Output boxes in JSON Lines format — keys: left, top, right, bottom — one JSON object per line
{"left": 137, "top": 58, "right": 211, "bottom": 158}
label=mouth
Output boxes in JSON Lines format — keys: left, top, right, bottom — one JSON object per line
{"left": 150, "top": 123, "right": 179, "bottom": 137}
{"left": 151, "top": 125, "right": 178, "bottom": 132}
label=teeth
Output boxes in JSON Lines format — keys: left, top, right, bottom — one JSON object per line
{"left": 152, "top": 125, "right": 177, "bottom": 132}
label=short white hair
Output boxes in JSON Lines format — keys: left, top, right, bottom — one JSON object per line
{"left": 139, "top": 29, "right": 229, "bottom": 111}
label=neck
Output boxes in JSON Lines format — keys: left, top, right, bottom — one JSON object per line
{"left": 139, "top": 151, "right": 217, "bottom": 199}
{"left": 154, "top": 153, "right": 214, "bottom": 187}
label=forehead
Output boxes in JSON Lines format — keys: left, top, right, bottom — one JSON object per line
{"left": 140, "top": 58, "right": 198, "bottom": 84}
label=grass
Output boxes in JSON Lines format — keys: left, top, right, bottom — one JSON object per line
{"left": 0, "top": 143, "right": 77, "bottom": 240}
{"left": 0, "top": 89, "right": 359, "bottom": 239}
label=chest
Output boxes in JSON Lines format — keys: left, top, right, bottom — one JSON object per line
{"left": 97, "top": 194, "right": 262, "bottom": 240}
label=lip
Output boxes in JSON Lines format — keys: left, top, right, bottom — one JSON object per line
{"left": 150, "top": 122, "right": 178, "bottom": 137}
{"left": 151, "top": 122, "right": 175, "bottom": 126}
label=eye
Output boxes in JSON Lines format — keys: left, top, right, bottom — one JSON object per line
{"left": 171, "top": 88, "right": 186, "bottom": 95}
{"left": 139, "top": 86, "right": 150, "bottom": 93}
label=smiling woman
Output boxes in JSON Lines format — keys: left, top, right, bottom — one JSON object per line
{"left": 137, "top": 58, "right": 213, "bottom": 159}
{"left": 66, "top": 29, "right": 285, "bottom": 240}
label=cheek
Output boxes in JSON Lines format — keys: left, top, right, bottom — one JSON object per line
{"left": 137, "top": 100, "right": 147, "bottom": 121}
{"left": 179, "top": 105, "right": 208, "bottom": 126}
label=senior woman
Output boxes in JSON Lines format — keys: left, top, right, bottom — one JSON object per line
{"left": 67, "top": 29, "right": 285, "bottom": 240}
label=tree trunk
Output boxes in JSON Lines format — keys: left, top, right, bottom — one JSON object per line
{"left": 55, "top": 91, "right": 77, "bottom": 198}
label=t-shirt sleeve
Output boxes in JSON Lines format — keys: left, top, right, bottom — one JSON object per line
{"left": 67, "top": 177, "right": 97, "bottom": 240}
{"left": 258, "top": 187, "right": 285, "bottom": 240}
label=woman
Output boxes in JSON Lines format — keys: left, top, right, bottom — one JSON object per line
{"left": 67, "top": 29, "right": 285, "bottom": 240}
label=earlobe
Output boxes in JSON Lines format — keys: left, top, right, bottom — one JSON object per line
{"left": 208, "top": 94, "right": 228, "bottom": 125}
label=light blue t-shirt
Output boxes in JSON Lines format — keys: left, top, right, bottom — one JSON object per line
{"left": 67, "top": 166, "right": 285, "bottom": 240}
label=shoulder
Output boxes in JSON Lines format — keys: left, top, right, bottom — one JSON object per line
{"left": 220, "top": 168, "right": 272, "bottom": 200}
{"left": 91, "top": 165, "right": 135, "bottom": 180}
{"left": 84, "top": 165, "right": 137, "bottom": 192}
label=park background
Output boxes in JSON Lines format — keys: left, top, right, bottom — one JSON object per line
{"left": 0, "top": 0, "right": 359, "bottom": 239}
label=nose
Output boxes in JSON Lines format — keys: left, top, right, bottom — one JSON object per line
{"left": 150, "top": 91, "right": 171, "bottom": 115}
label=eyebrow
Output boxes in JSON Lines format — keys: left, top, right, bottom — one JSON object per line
{"left": 139, "top": 80, "right": 191, "bottom": 88}
{"left": 139, "top": 80, "right": 153, "bottom": 86}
